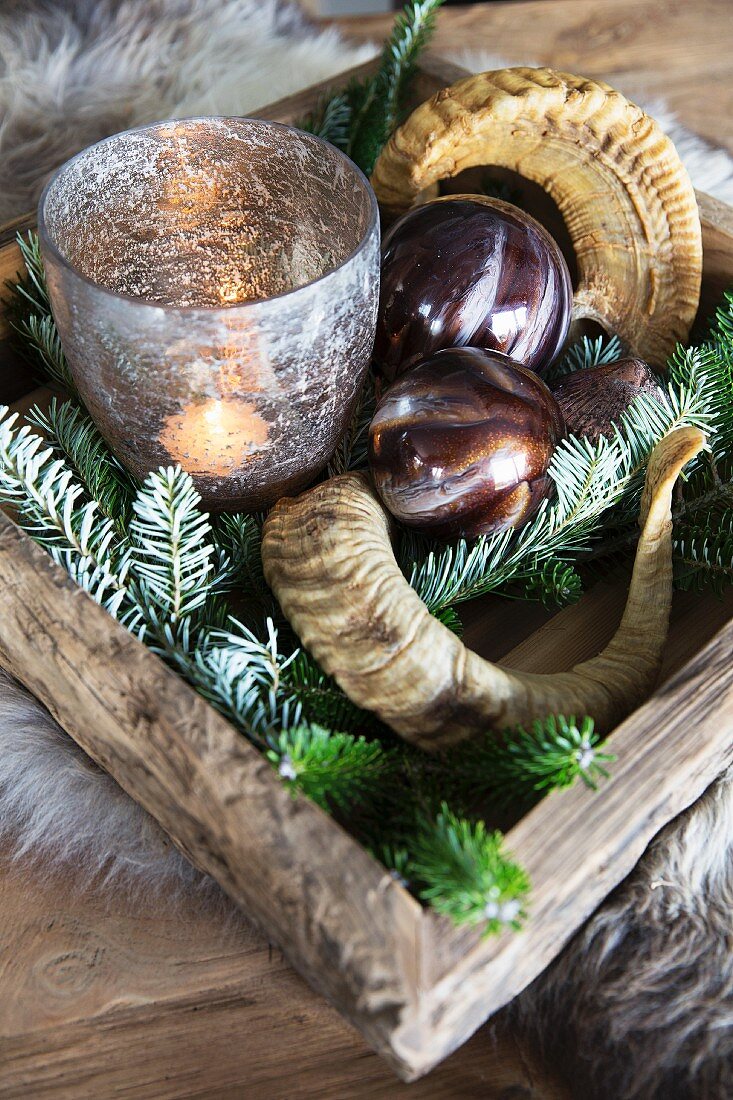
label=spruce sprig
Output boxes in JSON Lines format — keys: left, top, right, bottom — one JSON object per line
{"left": 298, "top": 0, "right": 443, "bottom": 176}
{"left": 27, "top": 398, "right": 137, "bottom": 527}
{"left": 129, "top": 465, "right": 216, "bottom": 626}
{"left": 285, "top": 650, "right": 381, "bottom": 735}
{"left": 177, "top": 619, "right": 301, "bottom": 747}
{"left": 268, "top": 723, "right": 395, "bottom": 812}
{"left": 326, "top": 375, "right": 376, "bottom": 477}
{"left": 0, "top": 405, "right": 132, "bottom": 619}
{"left": 3, "top": 234, "right": 76, "bottom": 394}
{"left": 544, "top": 332, "right": 623, "bottom": 382}
{"left": 407, "top": 804, "right": 530, "bottom": 934}
{"left": 347, "top": 0, "right": 443, "bottom": 175}
{"left": 299, "top": 92, "right": 353, "bottom": 150}
{"left": 448, "top": 715, "right": 613, "bottom": 808}
{"left": 673, "top": 509, "right": 733, "bottom": 594}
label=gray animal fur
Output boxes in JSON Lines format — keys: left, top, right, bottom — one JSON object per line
{"left": 1, "top": 3, "right": 732, "bottom": 1094}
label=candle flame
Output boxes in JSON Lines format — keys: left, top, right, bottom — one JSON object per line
{"left": 159, "top": 398, "right": 270, "bottom": 477}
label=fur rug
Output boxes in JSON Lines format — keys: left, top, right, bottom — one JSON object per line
{"left": 1, "top": 3, "right": 733, "bottom": 1097}
{"left": 0, "top": 0, "right": 376, "bottom": 222}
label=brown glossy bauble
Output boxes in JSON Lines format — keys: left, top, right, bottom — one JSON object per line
{"left": 368, "top": 347, "right": 566, "bottom": 540}
{"left": 374, "top": 195, "right": 573, "bottom": 381}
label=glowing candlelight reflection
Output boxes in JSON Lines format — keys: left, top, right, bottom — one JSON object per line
{"left": 159, "top": 397, "right": 270, "bottom": 477}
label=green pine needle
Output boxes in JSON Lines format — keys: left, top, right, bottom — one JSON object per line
{"left": 674, "top": 508, "right": 733, "bottom": 594}
{"left": 409, "top": 804, "right": 530, "bottom": 934}
{"left": 298, "top": 1, "right": 443, "bottom": 175}
{"left": 3, "top": 233, "right": 77, "bottom": 395}
{"left": 129, "top": 466, "right": 216, "bottom": 626}
{"left": 518, "top": 559, "right": 583, "bottom": 608}
{"left": 27, "top": 398, "right": 137, "bottom": 527}
{"left": 285, "top": 650, "right": 380, "bottom": 734}
{"left": 211, "top": 511, "right": 267, "bottom": 594}
{"left": 449, "top": 716, "right": 613, "bottom": 809}
{"left": 299, "top": 92, "right": 352, "bottom": 150}
{"left": 175, "top": 619, "right": 301, "bottom": 747}
{"left": 0, "top": 405, "right": 132, "bottom": 619}
{"left": 348, "top": 0, "right": 443, "bottom": 175}
{"left": 326, "top": 375, "right": 376, "bottom": 477}
{"left": 267, "top": 723, "right": 395, "bottom": 811}
{"left": 545, "top": 332, "right": 623, "bottom": 382}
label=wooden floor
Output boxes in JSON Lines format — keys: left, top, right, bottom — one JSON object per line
{"left": 2, "top": 1, "right": 732, "bottom": 1096}
{"left": 331, "top": 0, "right": 733, "bottom": 156}
{"left": 0, "top": 851, "right": 569, "bottom": 1098}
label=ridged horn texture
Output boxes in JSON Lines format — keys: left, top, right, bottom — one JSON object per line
{"left": 370, "top": 68, "right": 703, "bottom": 369}
{"left": 262, "top": 427, "right": 705, "bottom": 751}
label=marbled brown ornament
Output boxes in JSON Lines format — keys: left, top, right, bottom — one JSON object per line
{"left": 368, "top": 347, "right": 566, "bottom": 539}
{"left": 374, "top": 195, "right": 572, "bottom": 381}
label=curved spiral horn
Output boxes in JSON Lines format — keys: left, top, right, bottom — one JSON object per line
{"left": 262, "top": 427, "right": 705, "bottom": 751}
{"left": 370, "top": 67, "right": 702, "bottom": 368}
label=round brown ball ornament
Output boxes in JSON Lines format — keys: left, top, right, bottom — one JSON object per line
{"left": 368, "top": 347, "right": 566, "bottom": 540}
{"left": 374, "top": 196, "right": 573, "bottom": 381}
{"left": 371, "top": 67, "right": 702, "bottom": 369}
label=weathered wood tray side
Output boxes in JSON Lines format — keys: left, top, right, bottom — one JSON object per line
{"left": 1, "top": 58, "right": 733, "bottom": 1081}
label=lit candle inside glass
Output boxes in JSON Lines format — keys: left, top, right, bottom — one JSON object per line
{"left": 159, "top": 397, "right": 270, "bottom": 477}
{"left": 160, "top": 302, "right": 272, "bottom": 477}
{"left": 38, "top": 117, "right": 380, "bottom": 511}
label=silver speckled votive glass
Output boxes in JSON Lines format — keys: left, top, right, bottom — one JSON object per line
{"left": 38, "top": 117, "right": 380, "bottom": 510}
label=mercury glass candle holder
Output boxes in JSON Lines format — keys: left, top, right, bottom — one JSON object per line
{"left": 37, "top": 117, "right": 380, "bottom": 510}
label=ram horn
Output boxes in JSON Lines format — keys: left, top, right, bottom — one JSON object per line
{"left": 262, "top": 427, "right": 705, "bottom": 751}
{"left": 370, "top": 67, "right": 702, "bottom": 368}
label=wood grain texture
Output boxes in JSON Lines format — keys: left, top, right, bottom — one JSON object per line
{"left": 331, "top": 0, "right": 733, "bottom": 155}
{"left": 0, "top": 851, "right": 569, "bottom": 1100}
{"left": 0, "top": 509, "right": 431, "bottom": 1078}
{"left": 0, "top": 51, "right": 733, "bottom": 1086}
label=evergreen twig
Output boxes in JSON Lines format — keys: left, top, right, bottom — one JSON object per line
{"left": 447, "top": 715, "right": 613, "bottom": 808}
{"left": 27, "top": 398, "right": 137, "bottom": 527}
{"left": 268, "top": 723, "right": 396, "bottom": 812}
{"left": 407, "top": 804, "right": 530, "bottom": 934}
{"left": 297, "top": 1, "right": 443, "bottom": 176}
{"left": 3, "top": 233, "right": 77, "bottom": 394}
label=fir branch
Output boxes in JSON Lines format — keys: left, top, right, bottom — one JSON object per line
{"left": 211, "top": 511, "right": 267, "bottom": 594}
{"left": 517, "top": 559, "right": 583, "bottom": 609}
{"left": 544, "top": 332, "right": 623, "bottom": 383}
{"left": 27, "top": 398, "right": 136, "bottom": 527}
{"left": 299, "top": 92, "right": 352, "bottom": 150}
{"left": 172, "top": 619, "right": 301, "bottom": 747}
{"left": 449, "top": 715, "right": 613, "bottom": 808}
{"left": 326, "top": 376, "right": 376, "bottom": 477}
{"left": 432, "top": 603, "right": 464, "bottom": 636}
{"left": 408, "top": 804, "right": 530, "bottom": 934}
{"left": 9, "top": 232, "right": 49, "bottom": 312}
{"left": 673, "top": 508, "right": 733, "bottom": 594}
{"left": 285, "top": 650, "right": 380, "bottom": 734}
{"left": 0, "top": 405, "right": 131, "bottom": 618}
{"left": 3, "top": 233, "right": 77, "bottom": 395}
{"left": 267, "top": 723, "right": 395, "bottom": 812}
{"left": 347, "top": 0, "right": 443, "bottom": 175}
{"left": 128, "top": 466, "right": 216, "bottom": 626}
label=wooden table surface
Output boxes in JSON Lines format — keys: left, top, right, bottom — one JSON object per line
{"left": 332, "top": 0, "right": 733, "bottom": 155}
{"left": 2, "top": 1, "right": 731, "bottom": 1097}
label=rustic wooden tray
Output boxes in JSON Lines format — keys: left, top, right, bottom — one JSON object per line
{"left": 1, "top": 57, "right": 733, "bottom": 1081}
